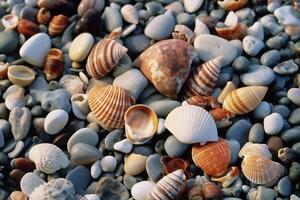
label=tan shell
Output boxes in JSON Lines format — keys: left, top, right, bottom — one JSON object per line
{"left": 121, "top": 4, "right": 139, "bottom": 24}
{"left": 211, "top": 166, "right": 240, "bottom": 187}
{"left": 48, "top": 15, "right": 68, "bottom": 36}
{"left": 239, "top": 142, "right": 272, "bottom": 159}
{"left": 2, "top": 14, "right": 19, "bottom": 29}
{"left": 223, "top": 86, "right": 268, "bottom": 115}
{"left": 218, "top": 0, "right": 248, "bottom": 11}
{"left": 0, "top": 62, "right": 9, "bottom": 79}
{"left": 37, "top": 8, "right": 52, "bottom": 25}
{"left": 44, "top": 48, "right": 64, "bottom": 80}
{"left": 218, "top": 81, "right": 236, "bottom": 104}
{"left": 8, "top": 65, "right": 36, "bottom": 87}
{"left": 183, "top": 95, "right": 220, "bottom": 109}
{"left": 215, "top": 24, "right": 247, "bottom": 40}
{"left": 124, "top": 153, "right": 147, "bottom": 176}
{"left": 172, "top": 24, "right": 194, "bottom": 43}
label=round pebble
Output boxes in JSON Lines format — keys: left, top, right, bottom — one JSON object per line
{"left": 274, "top": 60, "right": 299, "bottom": 75}
{"left": 288, "top": 108, "right": 300, "bottom": 125}
{"left": 227, "top": 139, "right": 241, "bottom": 165}
{"left": 249, "top": 123, "right": 265, "bottom": 143}
{"left": 252, "top": 101, "right": 271, "bottom": 120}
{"left": 100, "top": 156, "right": 117, "bottom": 172}
{"left": 277, "top": 176, "right": 292, "bottom": 196}
{"left": 164, "top": 135, "right": 189, "bottom": 157}
{"left": 114, "top": 139, "right": 133, "bottom": 154}
{"left": 44, "top": 109, "right": 69, "bottom": 135}
{"left": 240, "top": 65, "right": 275, "bottom": 86}
{"left": 69, "top": 32, "right": 94, "bottom": 62}
{"left": 226, "top": 119, "right": 252, "bottom": 146}
{"left": 264, "top": 113, "right": 284, "bottom": 135}
{"left": 146, "top": 154, "right": 162, "bottom": 182}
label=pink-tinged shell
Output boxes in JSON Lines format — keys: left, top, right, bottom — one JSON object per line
{"left": 121, "top": 4, "right": 139, "bottom": 24}
{"left": 223, "top": 86, "right": 268, "bottom": 115}
{"left": 86, "top": 38, "right": 128, "bottom": 79}
{"left": 182, "top": 56, "right": 223, "bottom": 99}
{"left": 209, "top": 108, "right": 233, "bottom": 122}
{"left": 134, "top": 39, "right": 196, "bottom": 99}
{"left": 172, "top": 24, "right": 194, "bottom": 44}
{"left": 48, "top": 15, "right": 68, "bottom": 36}
{"left": 0, "top": 62, "right": 9, "bottom": 79}
{"left": 37, "top": 8, "right": 52, "bottom": 25}
{"left": 161, "top": 156, "right": 192, "bottom": 178}
{"left": 215, "top": 24, "right": 248, "bottom": 40}
{"left": 2, "top": 14, "right": 19, "bottom": 29}
{"left": 241, "top": 155, "right": 285, "bottom": 185}
{"left": 192, "top": 138, "right": 231, "bottom": 177}
{"left": 239, "top": 142, "right": 272, "bottom": 159}
{"left": 88, "top": 85, "right": 133, "bottom": 129}
{"left": 17, "top": 19, "right": 39, "bottom": 37}
{"left": 183, "top": 95, "right": 220, "bottom": 109}
{"left": 211, "top": 166, "right": 240, "bottom": 188}
{"left": 44, "top": 48, "right": 64, "bottom": 81}
{"left": 218, "top": 0, "right": 248, "bottom": 11}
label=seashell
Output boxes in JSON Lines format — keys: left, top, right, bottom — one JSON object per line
{"left": 218, "top": 81, "right": 236, "bottom": 104}
{"left": 37, "top": 0, "right": 66, "bottom": 10}
{"left": 71, "top": 94, "right": 90, "bottom": 120}
{"left": 182, "top": 56, "right": 223, "bottom": 99}
{"left": 165, "top": 105, "right": 218, "bottom": 144}
{"left": 0, "top": 62, "right": 9, "bottom": 79}
{"left": 209, "top": 108, "right": 233, "bottom": 128}
{"left": 148, "top": 169, "right": 186, "bottom": 200}
{"left": 217, "top": 0, "right": 248, "bottom": 11}
{"left": 8, "top": 65, "right": 36, "bottom": 87}
{"left": 124, "top": 153, "right": 147, "bottom": 176}
{"left": 77, "top": 0, "right": 105, "bottom": 16}
{"left": 37, "top": 8, "right": 52, "bottom": 25}
{"left": 48, "top": 15, "right": 68, "bottom": 36}
{"left": 2, "top": 14, "right": 19, "bottom": 29}
{"left": 172, "top": 24, "right": 194, "bottom": 43}
{"left": 74, "top": 9, "right": 102, "bottom": 35}
{"left": 124, "top": 104, "right": 158, "bottom": 144}
{"left": 224, "top": 11, "right": 238, "bottom": 27}
{"left": 239, "top": 142, "right": 272, "bottom": 159}
{"left": 43, "top": 48, "right": 64, "bottom": 81}
{"left": 187, "top": 176, "right": 203, "bottom": 200}
{"left": 88, "top": 85, "right": 133, "bottom": 129}
{"left": 29, "top": 143, "right": 69, "bottom": 174}
{"left": 17, "top": 19, "right": 39, "bottom": 37}
{"left": 222, "top": 86, "right": 268, "bottom": 115}
{"left": 202, "top": 181, "right": 222, "bottom": 200}
{"left": 192, "top": 138, "right": 231, "bottom": 177}
{"left": 211, "top": 166, "right": 240, "bottom": 188}
{"left": 121, "top": 4, "right": 139, "bottom": 24}
{"left": 241, "top": 155, "right": 285, "bottom": 185}
{"left": 215, "top": 24, "right": 248, "bottom": 40}
{"left": 86, "top": 37, "right": 128, "bottom": 79}
{"left": 134, "top": 39, "right": 196, "bottom": 99}
{"left": 9, "top": 191, "right": 27, "bottom": 200}
{"left": 5, "top": 89, "right": 26, "bottom": 110}
{"left": 183, "top": 95, "right": 220, "bottom": 109}
{"left": 161, "top": 156, "right": 191, "bottom": 178}
{"left": 30, "top": 178, "right": 75, "bottom": 200}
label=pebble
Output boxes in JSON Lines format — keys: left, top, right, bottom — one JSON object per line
{"left": 124, "top": 34, "right": 150, "bottom": 56}
{"left": 104, "top": 129, "right": 123, "bottom": 151}
{"left": 252, "top": 101, "right": 271, "bottom": 120}
{"left": 176, "top": 12, "right": 194, "bottom": 27}
{"left": 240, "top": 65, "right": 275, "bottom": 86}
{"left": 289, "top": 108, "right": 300, "bottom": 125}
{"left": 9, "top": 107, "right": 31, "bottom": 141}
{"left": 281, "top": 127, "right": 300, "bottom": 143}
{"left": 59, "top": 75, "right": 85, "bottom": 95}
{"left": 100, "top": 156, "right": 117, "bottom": 172}
{"left": 289, "top": 162, "right": 300, "bottom": 183}
{"left": 164, "top": 135, "right": 189, "bottom": 157}
{"left": 131, "top": 181, "right": 156, "bottom": 200}
{"left": 260, "top": 50, "right": 281, "bottom": 67}
{"left": 184, "top": 0, "right": 203, "bottom": 13}
{"left": 84, "top": 194, "right": 100, "bottom": 200}
{"left": 157, "top": 118, "right": 166, "bottom": 135}
{"left": 277, "top": 176, "right": 292, "bottom": 196}
{"left": 264, "top": 113, "right": 284, "bottom": 135}
{"left": 148, "top": 99, "right": 181, "bottom": 118}
{"left": 20, "top": 172, "right": 45, "bottom": 196}
{"left": 91, "top": 160, "right": 102, "bottom": 179}
{"left": 66, "top": 165, "right": 91, "bottom": 193}
{"left": 232, "top": 56, "right": 249, "bottom": 73}
{"left": 287, "top": 88, "right": 300, "bottom": 106}
{"left": 227, "top": 140, "right": 241, "bottom": 165}
{"left": 256, "top": 186, "right": 278, "bottom": 200}
{"left": 146, "top": 154, "right": 162, "bottom": 182}
{"left": 274, "top": 6, "right": 300, "bottom": 26}
{"left": 0, "top": 130, "right": 4, "bottom": 148}
{"left": 40, "top": 89, "right": 71, "bottom": 113}
{"left": 113, "top": 139, "right": 133, "bottom": 153}
{"left": 273, "top": 60, "right": 299, "bottom": 75}
{"left": 272, "top": 105, "right": 290, "bottom": 119}
{"left": 226, "top": 119, "right": 252, "bottom": 146}
{"left": 103, "top": 7, "right": 123, "bottom": 32}
{"left": 292, "top": 142, "right": 300, "bottom": 155}
{"left": 242, "top": 35, "right": 265, "bottom": 56}
{"left": 28, "top": 76, "right": 49, "bottom": 103}
{"left": 70, "top": 143, "right": 103, "bottom": 165}
{"left": 8, "top": 140, "right": 24, "bottom": 158}
{"left": 0, "top": 30, "right": 19, "bottom": 54}
{"left": 69, "top": 32, "right": 94, "bottom": 62}
{"left": 44, "top": 109, "right": 68, "bottom": 135}
{"left": 123, "top": 175, "right": 137, "bottom": 190}
{"left": 249, "top": 123, "right": 265, "bottom": 143}
{"left": 95, "top": 177, "right": 129, "bottom": 200}
{"left": 247, "top": 21, "right": 264, "bottom": 41}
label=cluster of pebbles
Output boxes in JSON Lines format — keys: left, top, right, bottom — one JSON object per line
{"left": 0, "top": 0, "right": 300, "bottom": 199}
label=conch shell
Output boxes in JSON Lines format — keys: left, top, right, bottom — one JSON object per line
{"left": 218, "top": 0, "right": 248, "bottom": 11}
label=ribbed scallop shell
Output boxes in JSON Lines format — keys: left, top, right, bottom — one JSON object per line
{"left": 37, "top": 8, "right": 52, "bottom": 25}
{"left": 222, "top": 86, "right": 268, "bottom": 115}
{"left": 2, "top": 14, "right": 19, "bottom": 29}
{"left": 192, "top": 138, "right": 231, "bottom": 177}
{"left": 48, "top": 15, "right": 68, "bottom": 36}
{"left": 121, "top": 4, "right": 139, "bottom": 24}
{"left": 241, "top": 155, "right": 285, "bottom": 185}
{"left": 239, "top": 142, "right": 272, "bottom": 159}
{"left": 165, "top": 105, "right": 218, "bottom": 144}
{"left": 88, "top": 85, "right": 133, "bottom": 129}
{"left": 37, "top": 0, "right": 66, "bottom": 10}
{"left": 44, "top": 48, "right": 64, "bottom": 80}
{"left": 172, "top": 24, "right": 194, "bottom": 43}
{"left": 86, "top": 38, "right": 128, "bottom": 79}
{"left": 17, "top": 19, "right": 39, "bottom": 37}
{"left": 182, "top": 56, "right": 223, "bottom": 99}
{"left": 148, "top": 169, "right": 186, "bottom": 200}
{"left": 215, "top": 24, "right": 247, "bottom": 40}
{"left": 218, "top": 0, "right": 248, "bottom": 11}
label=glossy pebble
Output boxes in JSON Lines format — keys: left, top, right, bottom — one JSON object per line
{"left": 44, "top": 109, "right": 68, "bottom": 135}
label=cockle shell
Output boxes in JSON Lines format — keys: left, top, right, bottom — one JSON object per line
{"left": 182, "top": 56, "right": 223, "bottom": 99}
{"left": 88, "top": 85, "right": 133, "bottom": 129}
{"left": 44, "top": 48, "right": 64, "bottom": 81}
{"left": 71, "top": 94, "right": 90, "bottom": 120}
{"left": 124, "top": 153, "right": 147, "bottom": 176}
{"left": 241, "top": 155, "right": 285, "bottom": 185}
{"left": 17, "top": 19, "right": 39, "bottom": 37}
{"left": 124, "top": 105, "right": 158, "bottom": 144}
{"left": 37, "top": 8, "right": 52, "bottom": 25}
{"left": 161, "top": 156, "right": 191, "bottom": 178}
{"left": 211, "top": 166, "right": 240, "bottom": 188}
{"left": 172, "top": 24, "right": 194, "bottom": 43}
{"left": 239, "top": 142, "right": 272, "bottom": 159}
{"left": 215, "top": 24, "right": 247, "bottom": 40}
{"left": 0, "top": 62, "right": 9, "bottom": 79}
{"left": 192, "top": 138, "right": 231, "bottom": 177}
{"left": 183, "top": 95, "right": 220, "bottom": 109}
{"left": 134, "top": 39, "right": 196, "bottom": 99}
{"left": 121, "top": 4, "right": 139, "bottom": 24}
{"left": 218, "top": 0, "right": 248, "bottom": 11}
{"left": 48, "top": 15, "right": 68, "bottom": 36}
{"left": 148, "top": 169, "right": 186, "bottom": 200}
{"left": 8, "top": 65, "right": 36, "bottom": 87}
{"left": 223, "top": 86, "right": 268, "bottom": 115}
{"left": 2, "top": 14, "right": 19, "bottom": 29}
{"left": 29, "top": 143, "right": 69, "bottom": 174}
{"left": 165, "top": 105, "right": 218, "bottom": 144}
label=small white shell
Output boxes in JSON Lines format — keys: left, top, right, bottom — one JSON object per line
{"left": 239, "top": 142, "right": 272, "bottom": 159}
{"left": 71, "top": 93, "right": 90, "bottom": 120}
{"left": 121, "top": 4, "right": 139, "bottom": 24}
{"left": 2, "top": 14, "right": 19, "bottom": 29}
{"left": 172, "top": 24, "right": 194, "bottom": 43}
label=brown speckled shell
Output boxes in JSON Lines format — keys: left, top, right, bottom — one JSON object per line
{"left": 218, "top": 0, "right": 248, "bottom": 11}
{"left": 37, "top": 8, "right": 52, "bottom": 25}
{"left": 44, "top": 48, "right": 64, "bottom": 81}
{"left": 216, "top": 24, "right": 248, "bottom": 40}
{"left": 48, "top": 15, "right": 68, "bottom": 36}
{"left": 17, "top": 19, "right": 39, "bottom": 37}
{"left": 134, "top": 39, "right": 196, "bottom": 99}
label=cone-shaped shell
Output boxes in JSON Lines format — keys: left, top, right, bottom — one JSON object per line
{"left": 125, "top": 104, "right": 158, "bottom": 144}
{"left": 37, "top": 8, "right": 52, "bottom": 25}
{"left": 43, "top": 48, "right": 64, "bottom": 80}
{"left": 148, "top": 169, "right": 186, "bottom": 200}
{"left": 182, "top": 56, "right": 223, "bottom": 99}
{"left": 241, "top": 155, "right": 285, "bottom": 185}
{"left": 218, "top": 0, "right": 248, "bottom": 11}
{"left": 223, "top": 86, "right": 268, "bottom": 115}
{"left": 215, "top": 24, "right": 247, "bottom": 40}
{"left": 8, "top": 65, "right": 36, "bottom": 87}
{"left": 192, "top": 138, "right": 231, "bottom": 177}
{"left": 239, "top": 142, "right": 272, "bottom": 159}
{"left": 48, "top": 15, "right": 68, "bottom": 36}
{"left": 88, "top": 85, "right": 133, "bottom": 129}
{"left": 86, "top": 38, "right": 128, "bottom": 79}
{"left": 134, "top": 39, "right": 196, "bottom": 99}
{"left": 165, "top": 105, "right": 218, "bottom": 144}
{"left": 121, "top": 4, "right": 139, "bottom": 24}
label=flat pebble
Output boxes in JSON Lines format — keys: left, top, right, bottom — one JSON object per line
{"left": 157, "top": 118, "right": 166, "bottom": 135}
{"left": 227, "top": 140, "right": 240, "bottom": 165}
{"left": 41, "top": 89, "right": 71, "bottom": 113}
{"left": 277, "top": 176, "right": 292, "bottom": 196}
{"left": 146, "top": 154, "right": 162, "bottom": 182}
{"left": 281, "top": 127, "right": 300, "bottom": 143}
{"left": 20, "top": 172, "right": 45, "bottom": 196}
{"left": 148, "top": 99, "right": 181, "bottom": 117}
{"left": 66, "top": 165, "right": 91, "bottom": 193}
{"left": 240, "top": 65, "right": 275, "bottom": 86}
{"left": 292, "top": 142, "right": 300, "bottom": 155}
{"left": 164, "top": 135, "right": 189, "bottom": 157}
{"left": 44, "top": 109, "right": 68, "bottom": 135}
{"left": 288, "top": 108, "right": 300, "bottom": 125}
{"left": 184, "top": 0, "right": 203, "bottom": 13}
{"left": 91, "top": 160, "right": 102, "bottom": 179}
{"left": 131, "top": 181, "right": 156, "bottom": 200}
{"left": 103, "top": 7, "right": 123, "bottom": 32}
{"left": 123, "top": 175, "right": 137, "bottom": 190}
{"left": 124, "top": 34, "right": 150, "bottom": 56}
{"left": 289, "top": 162, "right": 300, "bottom": 183}
{"left": 273, "top": 60, "right": 299, "bottom": 75}
{"left": 260, "top": 50, "right": 281, "bottom": 67}
{"left": 274, "top": 6, "right": 300, "bottom": 26}
{"left": 243, "top": 35, "right": 265, "bottom": 56}
{"left": 0, "top": 30, "right": 19, "bottom": 54}
{"left": 272, "top": 105, "right": 290, "bottom": 118}
{"left": 69, "top": 33, "right": 94, "bottom": 62}
{"left": 252, "top": 101, "right": 271, "bottom": 120}
{"left": 9, "top": 107, "right": 31, "bottom": 141}
{"left": 8, "top": 141, "right": 24, "bottom": 158}
{"left": 264, "top": 113, "right": 284, "bottom": 135}
{"left": 100, "top": 156, "right": 117, "bottom": 172}
{"left": 70, "top": 143, "right": 103, "bottom": 165}
{"left": 226, "top": 119, "right": 252, "bottom": 146}
{"left": 287, "top": 88, "right": 300, "bottom": 106}
{"left": 249, "top": 123, "right": 265, "bottom": 143}
{"left": 232, "top": 56, "right": 249, "bottom": 73}
{"left": 113, "top": 139, "right": 133, "bottom": 153}
{"left": 247, "top": 21, "right": 264, "bottom": 41}
{"left": 256, "top": 186, "right": 278, "bottom": 200}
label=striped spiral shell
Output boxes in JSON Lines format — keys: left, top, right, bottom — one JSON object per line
{"left": 17, "top": 19, "right": 39, "bottom": 37}
{"left": 121, "top": 4, "right": 139, "bottom": 24}
{"left": 172, "top": 24, "right": 194, "bottom": 43}
{"left": 43, "top": 48, "right": 64, "bottom": 81}
{"left": 37, "top": 8, "right": 52, "bottom": 25}
{"left": 48, "top": 15, "right": 68, "bottom": 36}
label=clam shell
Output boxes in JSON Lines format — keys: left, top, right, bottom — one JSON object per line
{"left": 222, "top": 86, "right": 268, "bottom": 115}
{"left": 44, "top": 48, "right": 64, "bottom": 81}
{"left": 125, "top": 105, "right": 158, "bottom": 144}
{"left": 172, "top": 24, "right": 194, "bottom": 43}
{"left": 17, "top": 19, "right": 39, "bottom": 37}
{"left": 8, "top": 65, "right": 36, "bottom": 87}
{"left": 217, "top": 0, "right": 248, "bottom": 11}
{"left": 215, "top": 24, "right": 247, "bottom": 40}
{"left": 192, "top": 138, "right": 231, "bottom": 177}
{"left": 37, "top": 0, "right": 66, "bottom": 10}
{"left": 37, "top": 8, "right": 52, "bottom": 25}
{"left": 86, "top": 38, "right": 128, "bottom": 79}
{"left": 0, "top": 62, "right": 9, "bottom": 79}
{"left": 88, "top": 85, "right": 133, "bottom": 129}
{"left": 182, "top": 56, "right": 223, "bottom": 99}
{"left": 211, "top": 166, "right": 240, "bottom": 188}
{"left": 165, "top": 105, "right": 218, "bottom": 144}
{"left": 48, "top": 15, "right": 68, "bottom": 36}
{"left": 241, "top": 155, "right": 285, "bottom": 185}
{"left": 2, "top": 14, "right": 19, "bottom": 29}
{"left": 124, "top": 153, "right": 147, "bottom": 176}
{"left": 239, "top": 142, "right": 272, "bottom": 159}
{"left": 121, "top": 4, "right": 139, "bottom": 24}
{"left": 71, "top": 94, "right": 90, "bottom": 120}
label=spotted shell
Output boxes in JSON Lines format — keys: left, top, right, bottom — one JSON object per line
{"left": 192, "top": 138, "right": 231, "bottom": 177}
{"left": 134, "top": 39, "right": 196, "bottom": 99}
{"left": 17, "top": 19, "right": 39, "bottom": 37}
{"left": 37, "top": 8, "right": 52, "bottom": 25}
{"left": 239, "top": 142, "right": 272, "bottom": 159}
{"left": 241, "top": 155, "right": 285, "bottom": 185}
{"left": 88, "top": 85, "right": 133, "bottom": 129}
{"left": 48, "top": 15, "right": 68, "bottom": 36}
{"left": 44, "top": 48, "right": 64, "bottom": 81}
{"left": 218, "top": 0, "right": 248, "bottom": 11}
{"left": 215, "top": 24, "right": 247, "bottom": 40}
{"left": 121, "top": 4, "right": 139, "bottom": 24}
{"left": 172, "top": 24, "right": 194, "bottom": 44}
{"left": 222, "top": 86, "right": 268, "bottom": 115}
{"left": 2, "top": 14, "right": 19, "bottom": 29}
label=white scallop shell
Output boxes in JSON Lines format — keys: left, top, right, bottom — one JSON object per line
{"left": 121, "top": 4, "right": 139, "bottom": 24}
{"left": 165, "top": 105, "right": 218, "bottom": 144}
{"left": 239, "top": 142, "right": 272, "bottom": 159}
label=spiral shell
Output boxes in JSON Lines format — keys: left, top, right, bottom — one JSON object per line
{"left": 222, "top": 86, "right": 268, "bottom": 115}
{"left": 37, "top": 0, "right": 66, "bottom": 10}
{"left": 2, "top": 14, "right": 19, "bottom": 29}
{"left": 218, "top": 0, "right": 248, "bottom": 11}
{"left": 48, "top": 15, "right": 68, "bottom": 36}
{"left": 86, "top": 38, "right": 128, "bottom": 79}
{"left": 0, "top": 62, "right": 9, "bottom": 79}
{"left": 44, "top": 48, "right": 64, "bottom": 81}
{"left": 121, "top": 4, "right": 139, "bottom": 24}
{"left": 215, "top": 24, "right": 247, "bottom": 40}
{"left": 17, "top": 19, "right": 39, "bottom": 37}
{"left": 172, "top": 24, "right": 194, "bottom": 43}
{"left": 37, "top": 8, "right": 52, "bottom": 25}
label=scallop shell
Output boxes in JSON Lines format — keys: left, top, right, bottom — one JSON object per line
{"left": 218, "top": 81, "right": 236, "bottom": 104}
{"left": 172, "top": 24, "right": 194, "bottom": 44}
{"left": 17, "top": 19, "right": 39, "bottom": 37}
{"left": 148, "top": 169, "right": 186, "bottom": 200}
{"left": 222, "top": 86, "right": 268, "bottom": 115}
{"left": 161, "top": 156, "right": 191, "bottom": 178}
{"left": 121, "top": 4, "right": 139, "bottom": 24}
{"left": 37, "top": 8, "right": 52, "bottom": 25}
{"left": 211, "top": 166, "right": 240, "bottom": 188}
{"left": 0, "top": 62, "right": 9, "bottom": 79}
{"left": 192, "top": 138, "right": 231, "bottom": 177}
{"left": 29, "top": 143, "right": 69, "bottom": 174}
{"left": 134, "top": 39, "right": 196, "bottom": 99}
{"left": 125, "top": 105, "right": 158, "bottom": 144}
{"left": 183, "top": 95, "right": 220, "bottom": 109}
{"left": 241, "top": 155, "right": 285, "bottom": 185}
{"left": 88, "top": 85, "right": 133, "bottom": 129}
{"left": 71, "top": 93, "right": 90, "bottom": 120}
{"left": 124, "top": 153, "right": 147, "bottom": 176}
{"left": 37, "top": 0, "right": 66, "bottom": 10}
{"left": 48, "top": 15, "right": 68, "bottom": 36}
{"left": 86, "top": 38, "right": 128, "bottom": 79}
{"left": 239, "top": 142, "right": 272, "bottom": 159}
{"left": 216, "top": 24, "right": 247, "bottom": 40}
{"left": 44, "top": 48, "right": 64, "bottom": 81}
{"left": 8, "top": 65, "right": 36, "bottom": 87}
{"left": 217, "top": 0, "right": 248, "bottom": 11}
{"left": 165, "top": 105, "right": 218, "bottom": 144}
{"left": 2, "top": 14, "right": 19, "bottom": 29}
{"left": 182, "top": 56, "right": 223, "bottom": 99}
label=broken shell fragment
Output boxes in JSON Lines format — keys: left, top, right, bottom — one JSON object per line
{"left": 7, "top": 65, "right": 36, "bottom": 87}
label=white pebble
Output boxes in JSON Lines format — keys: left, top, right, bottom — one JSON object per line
{"left": 100, "top": 156, "right": 117, "bottom": 172}
{"left": 20, "top": 172, "right": 45, "bottom": 197}
{"left": 114, "top": 139, "right": 133, "bottom": 153}
{"left": 91, "top": 160, "right": 102, "bottom": 179}
{"left": 157, "top": 118, "right": 166, "bottom": 135}
{"left": 264, "top": 113, "right": 284, "bottom": 135}
{"left": 84, "top": 194, "right": 100, "bottom": 200}
{"left": 44, "top": 109, "right": 68, "bottom": 135}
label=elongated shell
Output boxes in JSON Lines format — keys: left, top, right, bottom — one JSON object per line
{"left": 241, "top": 155, "right": 285, "bottom": 185}
{"left": 8, "top": 65, "right": 36, "bottom": 87}
{"left": 148, "top": 169, "right": 186, "bottom": 200}
{"left": 165, "top": 105, "right": 218, "bottom": 144}
{"left": 121, "top": 4, "right": 139, "bottom": 24}
{"left": 223, "top": 86, "right": 268, "bottom": 115}
{"left": 48, "top": 15, "right": 68, "bottom": 36}
{"left": 86, "top": 38, "right": 128, "bottom": 79}
{"left": 37, "top": 8, "right": 52, "bottom": 25}
{"left": 215, "top": 24, "right": 247, "bottom": 40}
{"left": 2, "top": 14, "right": 18, "bottom": 29}
{"left": 192, "top": 138, "right": 231, "bottom": 177}
{"left": 88, "top": 85, "right": 133, "bottom": 129}
{"left": 218, "top": 0, "right": 248, "bottom": 11}
{"left": 44, "top": 48, "right": 64, "bottom": 80}
{"left": 182, "top": 56, "right": 223, "bottom": 99}
{"left": 239, "top": 142, "right": 272, "bottom": 159}
{"left": 172, "top": 24, "right": 194, "bottom": 43}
